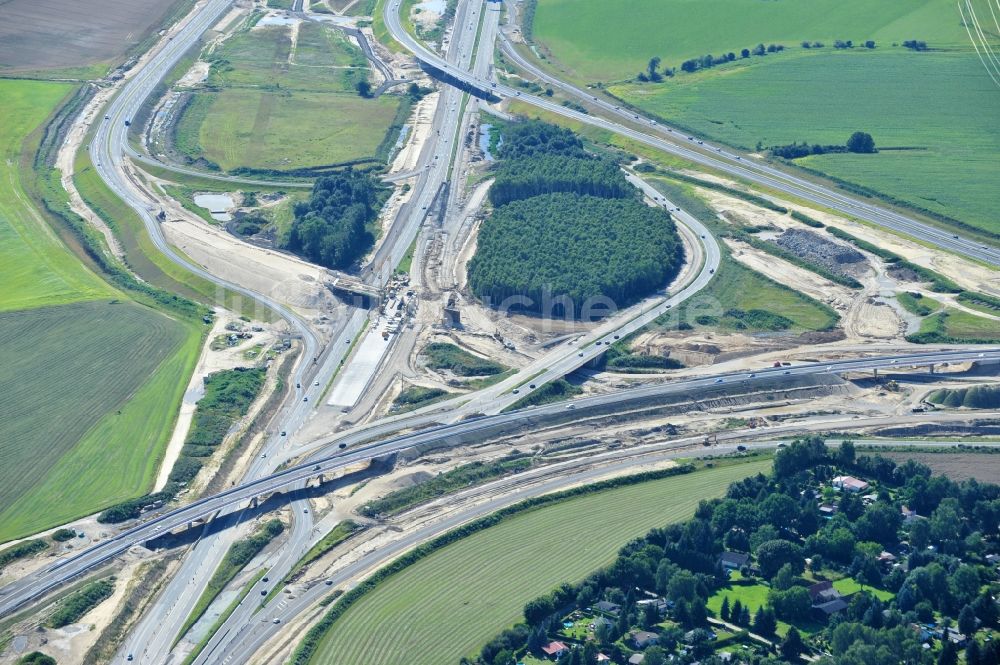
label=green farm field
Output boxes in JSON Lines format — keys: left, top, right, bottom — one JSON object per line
{"left": 532, "top": 0, "right": 971, "bottom": 83}
{"left": 530, "top": 0, "right": 1000, "bottom": 237}
{"left": 0, "top": 302, "right": 199, "bottom": 541}
{"left": 612, "top": 51, "right": 1000, "bottom": 236}
{"left": 0, "top": 79, "right": 113, "bottom": 312}
{"left": 0, "top": 79, "right": 206, "bottom": 540}
{"left": 175, "top": 21, "right": 405, "bottom": 172}
{"left": 310, "top": 459, "right": 772, "bottom": 665}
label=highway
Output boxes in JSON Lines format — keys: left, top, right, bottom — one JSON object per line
{"left": 179, "top": 2, "right": 501, "bottom": 661}
{"left": 172, "top": 415, "right": 1000, "bottom": 664}
{"left": 1, "top": 347, "right": 997, "bottom": 622}
{"left": 385, "top": 0, "right": 1000, "bottom": 267}
{"left": 3, "top": 0, "right": 996, "bottom": 660}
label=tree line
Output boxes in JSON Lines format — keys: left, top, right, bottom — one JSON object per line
{"left": 639, "top": 44, "right": 786, "bottom": 81}
{"left": 283, "top": 169, "right": 383, "bottom": 270}
{"left": 489, "top": 155, "right": 633, "bottom": 207}
{"left": 770, "top": 131, "right": 876, "bottom": 159}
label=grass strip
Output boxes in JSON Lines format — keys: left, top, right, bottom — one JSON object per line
{"left": 360, "top": 457, "right": 533, "bottom": 517}
{"left": 504, "top": 379, "right": 582, "bottom": 411}
{"left": 180, "top": 569, "right": 267, "bottom": 665}
{"left": 660, "top": 170, "right": 789, "bottom": 215}
{"left": 175, "top": 519, "right": 284, "bottom": 643}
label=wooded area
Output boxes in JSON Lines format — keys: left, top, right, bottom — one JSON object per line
{"left": 471, "top": 121, "right": 683, "bottom": 318}
{"left": 284, "top": 169, "right": 383, "bottom": 269}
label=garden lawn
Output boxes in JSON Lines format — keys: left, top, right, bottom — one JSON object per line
{"left": 310, "top": 459, "right": 772, "bottom": 664}
{"left": 833, "top": 577, "right": 895, "bottom": 602}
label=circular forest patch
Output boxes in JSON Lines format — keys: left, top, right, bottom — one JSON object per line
{"left": 468, "top": 192, "right": 683, "bottom": 319}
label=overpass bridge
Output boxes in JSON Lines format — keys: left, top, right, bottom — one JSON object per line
{"left": 325, "top": 271, "right": 381, "bottom": 306}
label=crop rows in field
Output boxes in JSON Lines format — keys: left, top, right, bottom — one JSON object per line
{"left": 311, "top": 460, "right": 772, "bottom": 664}
{"left": 0, "top": 301, "right": 190, "bottom": 541}
{"left": 532, "top": 0, "right": 1000, "bottom": 237}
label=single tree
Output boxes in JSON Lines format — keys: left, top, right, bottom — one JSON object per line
{"left": 966, "top": 638, "right": 982, "bottom": 665}
{"left": 939, "top": 639, "right": 959, "bottom": 665}
{"left": 846, "top": 131, "right": 876, "bottom": 153}
{"left": 644, "top": 646, "right": 667, "bottom": 665}
{"left": 781, "top": 627, "right": 806, "bottom": 660}
{"left": 755, "top": 606, "right": 778, "bottom": 636}
{"left": 959, "top": 604, "right": 978, "bottom": 636}
{"left": 720, "top": 596, "right": 731, "bottom": 621}
{"left": 647, "top": 56, "right": 662, "bottom": 81}
{"left": 355, "top": 79, "right": 372, "bottom": 98}
{"left": 732, "top": 599, "right": 745, "bottom": 625}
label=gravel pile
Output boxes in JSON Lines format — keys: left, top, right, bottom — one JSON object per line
{"left": 773, "top": 229, "right": 866, "bottom": 275}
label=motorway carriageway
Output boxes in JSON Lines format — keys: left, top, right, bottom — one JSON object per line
{"left": 386, "top": 0, "right": 999, "bottom": 267}
{"left": 1, "top": 348, "right": 998, "bottom": 619}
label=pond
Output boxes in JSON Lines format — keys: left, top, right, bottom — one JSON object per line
{"left": 193, "top": 193, "right": 235, "bottom": 222}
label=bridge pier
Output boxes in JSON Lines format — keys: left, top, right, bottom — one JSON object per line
{"left": 249, "top": 496, "right": 258, "bottom": 509}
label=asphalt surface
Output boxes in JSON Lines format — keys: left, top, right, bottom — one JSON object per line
{"left": 183, "top": 3, "right": 499, "bottom": 661}
{"left": 1, "top": 347, "right": 997, "bottom": 624}
{"left": 388, "top": 0, "right": 1000, "bottom": 267}
{"left": 3, "top": 0, "right": 997, "bottom": 661}
{"left": 189, "top": 418, "right": 1000, "bottom": 664}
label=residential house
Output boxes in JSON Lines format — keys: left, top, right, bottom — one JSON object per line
{"left": 628, "top": 655, "right": 645, "bottom": 665}
{"left": 814, "top": 597, "right": 850, "bottom": 616}
{"left": 590, "top": 616, "right": 613, "bottom": 634}
{"left": 808, "top": 581, "right": 849, "bottom": 616}
{"left": 541, "top": 641, "right": 569, "bottom": 659}
{"left": 637, "top": 598, "right": 669, "bottom": 616}
{"left": 631, "top": 630, "right": 660, "bottom": 649}
{"left": 832, "top": 475, "right": 870, "bottom": 493}
{"left": 594, "top": 600, "right": 621, "bottom": 616}
{"left": 901, "top": 505, "right": 919, "bottom": 523}
{"left": 718, "top": 551, "right": 750, "bottom": 572}
{"left": 807, "top": 581, "right": 840, "bottom": 604}
{"left": 597, "top": 655, "right": 611, "bottom": 663}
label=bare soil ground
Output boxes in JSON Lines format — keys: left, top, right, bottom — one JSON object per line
{"left": 881, "top": 451, "right": 1000, "bottom": 483}
{"left": 0, "top": 0, "right": 187, "bottom": 74}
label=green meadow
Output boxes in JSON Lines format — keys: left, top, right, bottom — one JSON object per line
{"left": 0, "top": 79, "right": 203, "bottom": 540}
{"left": 531, "top": 0, "right": 1000, "bottom": 237}
{"left": 175, "top": 21, "right": 406, "bottom": 172}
